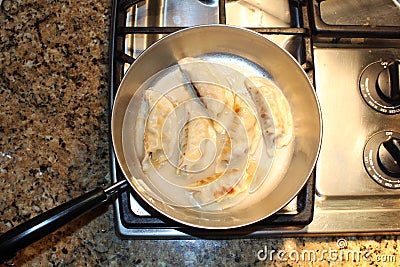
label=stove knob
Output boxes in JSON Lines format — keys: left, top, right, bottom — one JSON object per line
{"left": 363, "top": 131, "right": 400, "bottom": 188}
{"left": 376, "top": 60, "right": 400, "bottom": 104}
{"left": 359, "top": 61, "right": 400, "bottom": 114}
{"left": 377, "top": 137, "right": 400, "bottom": 177}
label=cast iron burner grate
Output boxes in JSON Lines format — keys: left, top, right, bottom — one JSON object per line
{"left": 108, "top": 0, "right": 316, "bottom": 238}
{"left": 310, "top": 0, "right": 400, "bottom": 38}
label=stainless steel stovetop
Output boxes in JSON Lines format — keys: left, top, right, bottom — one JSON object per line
{"left": 109, "top": 0, "right": 400, "bottom": 237}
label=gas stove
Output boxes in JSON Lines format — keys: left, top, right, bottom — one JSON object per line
{"left": 109, "top": 0, "right": 400, "bottom": 237}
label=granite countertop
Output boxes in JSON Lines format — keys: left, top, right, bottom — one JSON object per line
{"left": 1, "top": 0, "right": 400, "bottom": 266}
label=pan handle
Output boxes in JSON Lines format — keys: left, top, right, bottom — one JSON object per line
{"left": 0, "top": 180, "right": 128, "bottom": 263}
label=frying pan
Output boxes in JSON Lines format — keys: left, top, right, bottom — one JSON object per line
{"left": 0, "top": 25, "right": 322, "bottom": 262}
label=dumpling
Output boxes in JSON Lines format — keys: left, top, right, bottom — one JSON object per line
{"left": 233, "top": 94, "right": 262, "bottom": 155}
{"left": 178, "top": 57, "right": 234, "bottom": 111}
{"left": 141, "top": 89, "right": 178, "bottom": 171}
{"left": 169, "top": 82, "right": 218, "bottom": 176}
{"left": 186, "top": 85, "right": 264, "bottom": 205}
{"left": 177, "top": 112, "right": 217, "bottom": 174}
{"left": 188, "top": 159, "right": 258, "bottom": 204}
{"left": 245, "top": 76, "right": 293, "bottom": 148}
{"left": 178, "top": 57, "right": 235, "bottom": 134}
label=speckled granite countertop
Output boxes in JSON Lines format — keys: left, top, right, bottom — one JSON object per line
{"left": 1, "top": 1, "right": 400, "bottom": 266}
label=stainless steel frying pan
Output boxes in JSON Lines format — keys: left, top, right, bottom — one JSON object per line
{"left": 0, "top": 25, "right": 322, "bottom": 262}
{"left": 112, "top": 24, "right": 322, "bottom": 228}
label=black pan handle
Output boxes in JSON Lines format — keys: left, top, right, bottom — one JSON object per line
{"left": 0, "top": 180, "right": 128, "bottom": 263}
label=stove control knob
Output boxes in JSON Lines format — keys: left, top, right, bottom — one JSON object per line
{"left": 359, "top": 60, "right": 400, "bottom": 114}
{"left": 376, "top": 60, "right": 400, "bottom": 104}
{"left": 377, "top": 137, "right": 400, "bottom": 177}
{"left": 364, "top": 131, "right": 400, "bottom": 188}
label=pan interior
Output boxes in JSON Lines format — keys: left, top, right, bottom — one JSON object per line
{"left": 112, "top": 25, "right": 321, "bottom": 229}
{"left": 122, "top": 54, "right": 294, "bottom": 209}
